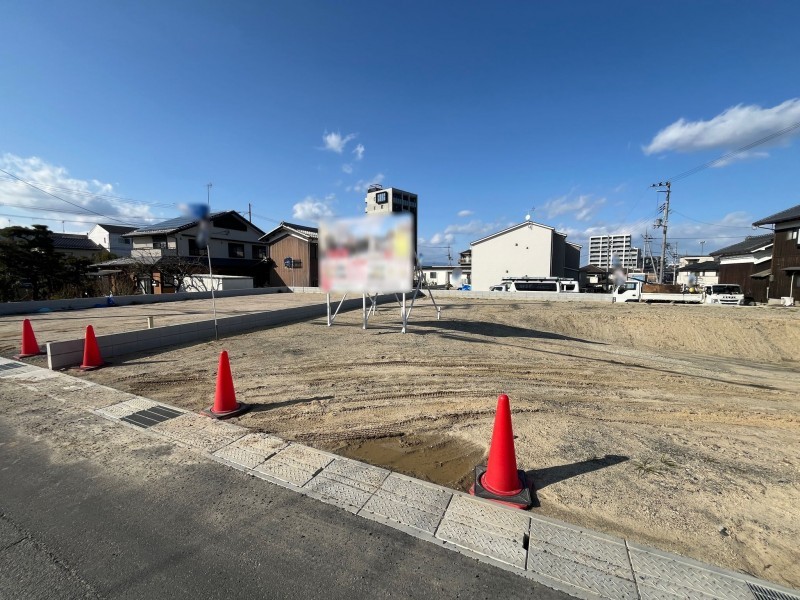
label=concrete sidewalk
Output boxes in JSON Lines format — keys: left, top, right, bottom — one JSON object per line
{"left": 1, "top": 358, "right": 798, "bottom": 600}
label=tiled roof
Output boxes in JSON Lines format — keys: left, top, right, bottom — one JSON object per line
{"left": 260, "top": 221, "right": 319, "bottom": 242}
{"left": 752, "top": 203, "right": 800, "bottom": 226}
{"left": 579, "top": 264, "right": 609, "bottom": 273}
{"left": 51, "top": 233, "right": 103, "bottom": 252}
{"left": 709, "top": 234, "right": 773, "bottom": 257}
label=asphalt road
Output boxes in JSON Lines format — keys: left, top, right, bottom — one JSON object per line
{"left": 0, "top": 384, "right": 572, "bottom": 599}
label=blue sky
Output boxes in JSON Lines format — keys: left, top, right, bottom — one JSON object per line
{"left": 2, "top": 1, "right": 799, "bottom": 263}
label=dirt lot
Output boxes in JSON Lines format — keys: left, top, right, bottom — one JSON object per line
{"left": 30, "top": 296, "right": 800, "bottom": 587}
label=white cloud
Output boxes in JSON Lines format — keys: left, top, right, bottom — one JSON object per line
{"left": 292, "top": 194, "right": 335, "bottom": 221}
{"left": 353, "top": 144, "right": 365, "bottom": 160}
{"left": 341, "top": 164, "right": 353, "bottom": 174}
{"left": 321, "top": 131, "right": 356, "bottom": 154}
{"left": 712, "top": 150, "right": 769, "bottom": 168}
{"left": 443, "top": 220, "right": 504, "bottom": 236}
{"left": 429, "top": 232, "right": 455, "bottom": 245}
{"left": 347, "top": 173, "right": 384, "bottom": 193}
{"left": 0, "top": 153, "right": 158, "bottom": 231}
{"left": 643, "top": 98, "right": 800, "bottom": 155}
{"left": 422, "top": 219, "right": 507, "bottom": 254}
{"left": 457, "top": 209, "right": 473, "bottom": 217}
{"left": 542, "top": 194, "right": 606, "bottom": 222}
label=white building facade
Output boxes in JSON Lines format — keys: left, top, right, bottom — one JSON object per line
{"left": 88, "top": 224, "right": 136, "bottom": 257}
{"left": 470, "top": 221, "right": 580, "bottom": 291}
{"left": 588, "top": 234, "right": 640, "bottom": 270}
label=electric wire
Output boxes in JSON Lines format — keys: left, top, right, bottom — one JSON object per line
{"left": 0, "top": 167, "right": 136, "bottom": 225}
{"left": 666, "top": 120, "right": 800, "bottom": 183}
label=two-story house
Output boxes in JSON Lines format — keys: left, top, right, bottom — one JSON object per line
{"left": 88, "top": 224, "right": 137, "bottom": 257}
{"left": 123, "top": 211, "right": 267, "bottom": 293}
{"left": 753, "top": 204, "right": 800, "bottom": 302}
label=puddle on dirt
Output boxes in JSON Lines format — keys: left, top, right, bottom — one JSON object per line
{"left": 317, "top": 433, "right": 486, "bottom": 491}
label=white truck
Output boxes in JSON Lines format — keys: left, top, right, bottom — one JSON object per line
{"left": 489, "top": 277, "right": 580, "bottom": 293}
{"left": 612, "top": 280, "right": 704, "bottom": 303}
{"left": 703, "top": 284, "right": 745, "bottom": 305}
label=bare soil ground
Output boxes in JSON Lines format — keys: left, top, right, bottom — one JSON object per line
{"left": 23, "top": 296, "right": 800, "bottom": 587}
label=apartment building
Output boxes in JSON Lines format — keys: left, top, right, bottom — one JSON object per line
{"left": 588, "top": 234, "right": 641, "bottom": 270}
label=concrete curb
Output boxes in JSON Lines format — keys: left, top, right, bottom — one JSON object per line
{"left": 2, "top": 357, "right": 797, "bottom": 600}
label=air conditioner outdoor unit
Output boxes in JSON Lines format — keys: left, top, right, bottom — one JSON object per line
{"left": 781, "top": 296, "right": 795, "bottom": 307}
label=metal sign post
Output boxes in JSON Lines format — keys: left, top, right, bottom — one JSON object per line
{"left": 284, "top": 257, "right": 295, "bottom": 289}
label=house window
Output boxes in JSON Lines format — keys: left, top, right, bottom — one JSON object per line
{"left": 152, "top": 235, "right": 167, "bottom": 249}
{"left": 429, "top": 272, "right": 437, "bottom": 279}
{"left": 787, "top": 229, "right": 798, "bottom": 241}
{"left": 188, "top": 239, "right": 208, "bottom": 256}
{"left": 123, "top": 238, "right": 131, "bottom": 245}
{"left": 252, "top": 245, "right": 266, "bottom": 260}
{"left": 228, "top": 243, "right": 245, "bottom": 258}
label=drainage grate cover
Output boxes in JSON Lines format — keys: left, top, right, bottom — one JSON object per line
{"left": 749, "top": 583, "right": 800, "bottom": 600}
{"left": 0, "top": 362, "right": 25, "bottom": 373}
{"left": 121, "top": 405, "right": 183, "bottom": 428}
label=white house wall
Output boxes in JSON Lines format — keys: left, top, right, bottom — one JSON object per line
{"left": 88, "top": 226, "right": 134, "bottom": 257}
{"left": 471, "top": 224, "right": 553, "bottom": 291}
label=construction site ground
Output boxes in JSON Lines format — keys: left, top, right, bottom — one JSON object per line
{"left": 5, "top": 294, "right": 799, "bottom": 588}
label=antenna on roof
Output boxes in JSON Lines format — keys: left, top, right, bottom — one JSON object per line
{"left": 525, "top": 206, "right": 535, "bottom": 222}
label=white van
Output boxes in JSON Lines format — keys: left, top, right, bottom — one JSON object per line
{"left": 489, "top": 278, "right": 580, "bottom": 293}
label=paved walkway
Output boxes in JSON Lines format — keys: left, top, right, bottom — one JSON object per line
{"left": 1, "top": 357, "right": 798, "bottom": 600}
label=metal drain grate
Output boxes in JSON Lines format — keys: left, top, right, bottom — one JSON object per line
{"left": 121, "top": 405, "right": 183, "bottom": 428}
{"left": 0, "top": 362, "right": 25, "bottom": 372}
{"left": 749, "top": 583, "right": 800, "bottom": 600}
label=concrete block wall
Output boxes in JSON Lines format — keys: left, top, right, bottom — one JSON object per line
{"left": 46, "top": 297, "right": 367, "bottom": 370}
{"left": 431, "top": 290, "right": 614, "bottom": 303}
{"left": 0, "top": 287, "right": 294, "bottom": 317}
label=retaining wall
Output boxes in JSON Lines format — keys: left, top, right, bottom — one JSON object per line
{"left": 430, "top": 290, "right": 614, "bottom": 303}
{"left": 46, "top": 297, "right": 364, "bottom": 370}
{"left": 1, "top": 287, "right": 293, "bottom": 317}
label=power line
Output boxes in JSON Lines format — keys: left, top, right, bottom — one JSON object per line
{"left": 0, "top": 167, "right": 135, "bottom": 225}
{"left": 670, "top": 209, "right": 754, "bottom": 229}
{"left": 0, "top": 200, "right": 153, "bottom": 222}
{"left": 0, "top": 212, "right": 139, "bottom": 227}
{"left": 667, "top": 120, "right": 800, "bottom": 183}
{"left": 0, "top": 175, "right": 179, "bottom": 209}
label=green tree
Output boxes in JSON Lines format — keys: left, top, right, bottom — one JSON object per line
{"left": 0, "top": 225, "right": 96, "bottom": 301}
{"left": 0, "top": 225, "right": 61, "bottom": 301}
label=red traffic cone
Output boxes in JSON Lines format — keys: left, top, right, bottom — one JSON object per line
{"left": 203, "top": 351, "right": 249, "bottom": 419}
{"left": 15, "top": 319, "right": 44, "bottom": 359}
{"left": 470, "top": 394, "right": 533, "bottom": 509}
{"left": 79, "top": 325, "right": 106, "bottom": 370}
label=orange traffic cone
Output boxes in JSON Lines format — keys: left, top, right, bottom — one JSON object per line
{"left": 203, "top": 351, "right": 249, "bottom": 419}
{"left": 79, "top": 325, "right": 106, "bottom": 370}
{"left": 15, "top": 319, "right": 44, "bottom": 359}
{"left": 470, "top": 394, "right": 533, "bottom": 509}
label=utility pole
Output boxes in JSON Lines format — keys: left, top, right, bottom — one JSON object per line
{"left": 248, "top": 202, "right": 252, "bottom": 223}
{"left": 206, "top": 182, "right": 213, "bottom": 207}
{"left": 650, "top": 181, "right": 671, "bottom": 283}
{"left": 700, "top": 240, "right": 706, "bottom": 255}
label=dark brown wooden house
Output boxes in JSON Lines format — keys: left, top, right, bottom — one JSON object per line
{"left": 709, "top": 234, "right": 773, "bottom": 303}
{"left": 260, "top": 222, "right": 319, "bottom": 288}
{"left": 753, "top": 204, "right": 800, "bottom": 301}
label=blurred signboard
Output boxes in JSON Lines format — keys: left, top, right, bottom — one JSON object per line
{"left": 320, "top": 214, "right": 414, "bottom": 293}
